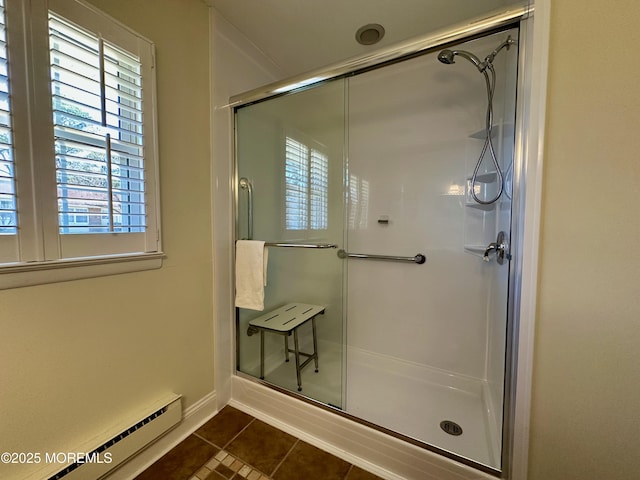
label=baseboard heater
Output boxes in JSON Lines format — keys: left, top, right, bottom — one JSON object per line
{"left": 45, "top": 393, "right": 182, "bottom": 480}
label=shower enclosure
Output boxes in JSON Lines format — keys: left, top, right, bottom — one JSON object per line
{"left": 234, "top": 25, "right": 521, "bottom": 475}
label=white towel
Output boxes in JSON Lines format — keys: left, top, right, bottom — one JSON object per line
{"left": 235, "top": 240, "right": 269, "bottom": 311}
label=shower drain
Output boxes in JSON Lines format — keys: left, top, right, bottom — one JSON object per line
{"left": 440, "top": 420, "right": 463, "bottom": 436}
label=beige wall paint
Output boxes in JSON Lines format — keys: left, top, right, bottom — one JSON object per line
{"left": 529, "top": 1, "right": 640, "bottom": 479}
{"left": 0, "top": 1, "right": 213, "bottom": 479}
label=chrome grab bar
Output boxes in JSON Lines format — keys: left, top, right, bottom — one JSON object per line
{"left": 266, "top": 242, "right": 338, "bottom": 249}
{"left": 239, "top": 177, "right": 253, "bottom": 240}
{"left": 337, "top": 249, "right": 426, "bottom": 264}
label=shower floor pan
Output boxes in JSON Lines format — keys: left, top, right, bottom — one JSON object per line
{"left": 260, "top": 343, "right": 500, "bottom": 468}
{"left": 346, "top": 347, "right": 500, "bottom": 468}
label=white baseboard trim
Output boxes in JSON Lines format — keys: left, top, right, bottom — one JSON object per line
{"left": 103, "top": 391, "right": 218, "bottom": 480}
{"left": 230, "top": 376, "right": 496, "bottom": 480}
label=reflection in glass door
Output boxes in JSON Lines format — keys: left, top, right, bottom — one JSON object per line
{"left": 235, "top": 78, "right": 347, "bottom": 408}
{"left": 343, "top": 29, "right": 517, "bottom": 469}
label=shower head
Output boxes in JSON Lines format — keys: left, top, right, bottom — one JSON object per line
{"left": 437, "top": 49, "right": 456, "bottom": 64}
{"left": 437, "top": 49, "right": 484, "bottom": 71}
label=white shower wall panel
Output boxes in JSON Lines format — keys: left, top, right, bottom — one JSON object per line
{"left": 346, "top": 35, "right": 506, "bottom": 379}
{"left": 346, "top": 256, "right": 489, "bottom": 378}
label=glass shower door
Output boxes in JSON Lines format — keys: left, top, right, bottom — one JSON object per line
{"left": 343, "top": 29, "right": 517, "bottom": 470}
{"left": 234, "top": 27, "right": 519, "bottom": 472}
{"left": 235, "top": 79, "right": 347, "bottom": 408}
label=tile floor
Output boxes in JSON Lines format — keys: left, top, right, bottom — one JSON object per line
{"left": 135, "top": 405, "right": 383, "bottom": 480}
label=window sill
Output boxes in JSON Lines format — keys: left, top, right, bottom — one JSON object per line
{"left": 0, "top": 252, "right": 164, "bottom": 290}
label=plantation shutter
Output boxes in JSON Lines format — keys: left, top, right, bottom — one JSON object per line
{"left": 0, "top": 0, "right": 18, "bottom": 262}
{"left": 49, "top": 13, "right": 145, "bottom": 236}
{"left": 0, "top": 0, "right": 161, "bottom": 285}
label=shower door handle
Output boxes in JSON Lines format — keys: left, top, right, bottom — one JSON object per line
{"left": 483, "top": 231, "right": 509, "bottom": 265}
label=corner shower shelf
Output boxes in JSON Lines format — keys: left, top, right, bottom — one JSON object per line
{"left": 470, "top": 171, "right": 498, "bottom": 183}
{"left": 468, "top": 123, "right": 514, "bottom": 139}
{"left": 465, "top": 171, "right": 499, "bottom": 209}
{"left": 465, "top": 202, "right": 496, "bottom": 211}
{"left": 464, "top": 245, "right": 488, "bottom": 257}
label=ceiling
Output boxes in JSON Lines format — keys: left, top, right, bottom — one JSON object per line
{"left": 207, "top": 0, "right": 526, "bottom": 77}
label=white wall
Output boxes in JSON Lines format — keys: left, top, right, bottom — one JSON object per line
{"left": 0, "top": 1, "right": 213, "bottom": 479}
{"left": 346, "top": 30, "right": 516, "bottom": 380}
{"left": 210, "top": 8, "right": 284, "bottom": 405}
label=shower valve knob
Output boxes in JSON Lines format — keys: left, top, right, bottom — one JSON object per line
{"left": 483, "top": 231, "right": 509, "bottom": 265}
{"left": 483, "top": 243, "right": 499, "bottom": 262}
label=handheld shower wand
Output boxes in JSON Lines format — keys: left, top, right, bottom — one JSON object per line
{"left": 437, "top": 49, "right": 483, "bottom": 70}
{"left": 437, "top": 36, "right": 515, "bottom": 205}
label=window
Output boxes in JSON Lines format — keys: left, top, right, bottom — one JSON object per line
{"left": 0, "top": 0, "right": 15, "bottom": 237}
{"left": 0, "top": 0, "right": 18, "bottom": 264}
{"left": 284, "top": 136, "right": 328, "bottom": 232}
{"left": 1, "top": 0, "right": 161, "bottom": 288}
{"left": 0, "top": 0, "right": 14, "bottom": 229}
{"left": 50, "top": 14, "right": 146, "bottom": 236}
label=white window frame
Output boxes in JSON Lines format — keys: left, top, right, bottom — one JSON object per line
{"left": 0, "top": 0, "right": 162, "bottom": 289}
